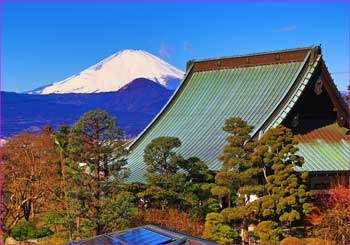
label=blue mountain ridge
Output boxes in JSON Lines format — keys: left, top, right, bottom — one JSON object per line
{"left": 2, "top": 78, "right": 173, "bottom": 138}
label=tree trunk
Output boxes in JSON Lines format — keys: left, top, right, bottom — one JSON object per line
{"left": 60, "top": 149, "right": 73, "bottom": 240}
{"left": 76, "top": 216, "right": 80, "bottom": 233}
{"left": 103, "top": 156, "right": 109, "bottom": 177}
{"left": 30, "top": 201, "right": 35, "bottom": 220}
{"left": 94, "top": 147, "right": 101, "bottom": 234}
{"left": 94, "top": 121, "right": 102, "bottom": 235}
{"left": 241, "top": 217, "right": 249, "bottom": 244}
{"left": 23, "top": 200, "right": 31, "bottom": 221}
{"left": 263, "top": 167, "right": 271, "bottom": 195}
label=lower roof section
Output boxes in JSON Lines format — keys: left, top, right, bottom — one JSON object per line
{"left": 295, "top": 123, "right": 350, "bottom": 172}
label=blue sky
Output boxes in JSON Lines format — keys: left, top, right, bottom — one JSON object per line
{"left": 2, "top": 1, "right": 349, "bottom": 92}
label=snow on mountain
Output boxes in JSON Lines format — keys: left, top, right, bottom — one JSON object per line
{"left": 30, "top": 49, "right": 184, "bottom": 94}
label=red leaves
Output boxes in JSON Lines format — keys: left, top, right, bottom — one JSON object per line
{"left": 139, "top": 208, "right": 204, "bottom": 237}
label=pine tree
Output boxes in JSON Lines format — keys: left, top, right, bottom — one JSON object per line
{"left": 251, "top": 125, "right": 313, "bottom": 231}
{"left": 67, "top": 109, "right": 128, "bottom": 237}
{"left": 202, "top": 212, "right": 240, "bottom": 244}
{"left": 49, "top": 125, "right": 74, "bottom": 240}
{"left": 210, "top": 117, "right": 263, "bottom": 243}
{"left": 140, "top": 137, "right": 214, "bottom": 212}
{"left": 100, "top": 191, "right": 137, "bottom": 232}
{"left": 143, "top": 136, "right": 182, "bottom": 175}
{"left": 140, "top": 136, "right": 187, "bottom": 209}
{"left": 254, "top": 220, "right": 283, "bottom": 244}
{"left": 179, "top": 157, "right": 215, "bottom": 218}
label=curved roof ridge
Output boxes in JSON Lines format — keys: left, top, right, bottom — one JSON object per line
{"left": 186, "top": 46, "right": 320, "bottom": 72}
{"left": 189, "top": 45, "right": 318, "bottom": 63}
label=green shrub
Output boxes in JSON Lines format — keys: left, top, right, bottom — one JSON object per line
{"left": 203, "top": 212, "right": 241, "bottom": 244}
{"left": 254, "top": 220, "right": 283, "bottom": 244}
{"left": 27, "top": 226, "right": 53, "bottom": 239}
{"left": 280, "top": 236, "right": 303, "bottom": 244}
{"left": 10, "top": 221, "right": 36, "bottom": 241}
{"left": 10, "top": 220, "right": 53, "bottom": 241}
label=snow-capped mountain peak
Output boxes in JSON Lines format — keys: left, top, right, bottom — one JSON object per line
{"left": 30, "top": 49, "right": 184, "bottom": 94}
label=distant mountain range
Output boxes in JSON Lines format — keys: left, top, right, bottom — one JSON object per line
{"left": 29, "top": 49, "right": 184, "bottom": 94}
{"left": 2, "top": 49, "right": 184, "bottom": 138}
{"left": 2, "top": 78, "right": 173, "bottom": 138}
{"left": 3, "top": 48, "right": 347, "bottom": 139}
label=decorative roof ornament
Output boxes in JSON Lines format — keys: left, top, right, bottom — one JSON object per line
{"left": 314, "top": 76, "right": 324, "bottom": 95}
{"left": 291, "top": 113, "right": 300, "bottom": 128}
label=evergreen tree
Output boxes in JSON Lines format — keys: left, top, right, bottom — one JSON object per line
{"left": 140, "top": 136, "right": 187, "bottom": 209}
{"left": 53, "top": 125, "right": 71, "bottom": 179}
{"left": 210, "top": 117, "right": 263, "bottom": 243}
{"left": 140, "top": 137, "right": 214, "bottom": 212}
{"left": 49, "top": 125, "right": 73, "bottom": 240}
{"left": 100, "top": 191, "right": 137, "bottom": 232}
{"left": 254, "top": 220, "right": 283, "bottom": 244}
{"left": 143, "top": 136, "right": 182, "bottom": 175}
{"left": 202, "top": 212, "right": 240, "bottom": 244}
{"left": 251, "top": 125, "right": 314, "bottom": 231}
{"left": 67, "top": 109, "right": 129, "bottom": 237}
{"left": 179, "top": 157, "right": 215, "bottom": 218}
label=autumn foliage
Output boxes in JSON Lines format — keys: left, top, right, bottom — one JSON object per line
{"left": 136, "top": 208, "right": 204, "bottom": 237}
{"left": 2, "top": 113, "right": 347, "bottom": 244}
{"left": 2, "top": 132, "right": 58, "bottom": 233}
{"left": 313, "top": 184, "right": 350, "bottom": 243}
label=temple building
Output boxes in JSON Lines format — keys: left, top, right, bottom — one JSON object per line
{"left": 126, "top": 46, "right": 350, "bottom": 189}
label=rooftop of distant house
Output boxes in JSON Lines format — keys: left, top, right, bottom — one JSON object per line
{"left": 67, "top": 224, "right": 216, "bottom": 244}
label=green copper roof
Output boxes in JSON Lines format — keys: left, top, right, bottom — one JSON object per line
{"left": 126, "top": 47, "right": 349, "bottom": 183}
{"left": 127, "top": 61, "right": 306, "bottom": 182}
{"left": 295, "top": 123, "right": 350, "bottom": 172}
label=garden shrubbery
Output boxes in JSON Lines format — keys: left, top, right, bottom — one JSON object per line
{"left": 10, "top": 220, "right": 53, "bottom": 241}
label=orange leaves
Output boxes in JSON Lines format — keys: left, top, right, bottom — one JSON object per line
{"left": 313, "top": 184, "right": 350, "bottom": 243}
{"left": 305, "top": 205, "right": 321, "bottom": 225}
{"left": 139, "top": 208, "right": 204, "bottom": 237}
{"left": 2, "top": 132, "right": 59, "bottom": 231}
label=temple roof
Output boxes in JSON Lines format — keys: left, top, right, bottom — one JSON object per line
{"left": 126, "top": 46, "right": 349, "bottom": 182}
{"left": 295, "top": 123, "right": 349, "bottom": 172}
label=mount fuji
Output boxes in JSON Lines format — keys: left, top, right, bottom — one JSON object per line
{"left": 29, "top": 49, "right": 184, "bottom": 94}
{"left": 3, "top": 50, "right": 184, "bottom": 137}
